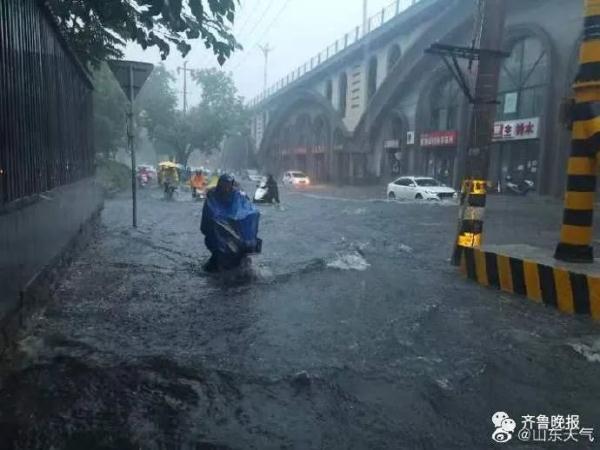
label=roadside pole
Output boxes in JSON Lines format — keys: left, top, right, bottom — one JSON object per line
{"left": 128, "top": 66, "right": 137, "bottom": 228}
{"left": 450, "top": 0, "right": 507, "bottom": 265}
{"left": 455, "top": 1, "right": 600, "bottom": 321}
{"left": 108, "top": 60, "right": 154, "bottom": 228}
{"left": 554, "top": 0, "right": 600, "bottom": 263}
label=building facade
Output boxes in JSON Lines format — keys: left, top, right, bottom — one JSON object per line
{"left": 250, "top": 0, "right": 583, "bottom": 197}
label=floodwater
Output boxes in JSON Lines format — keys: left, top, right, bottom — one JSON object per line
{"left": 1, "top": 184, "right": 600, "bottom": 449}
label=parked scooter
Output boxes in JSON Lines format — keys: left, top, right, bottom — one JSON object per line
{"left": 503, "top": 174, "right": 535, "bottom": 196}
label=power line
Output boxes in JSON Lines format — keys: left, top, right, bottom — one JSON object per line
{"left": 238, "top": 0, "right": 278, "bottom": 44}
{"left": 231, "top": 0, "right": 293, "bottom": 72}
{"left": 191, "top": 0, "right": 283, "bottom": 74}
{"left": 194, "top": 0, "right": 275, "bottom": 70}
{"left": 191, "top": 1, "right": 260, "bottom": 70}
{"left": 235, "top": 0, "right": 264, "bottom": 37}
{"left": 252, "top": 0, "right": 293, "bottom": 47}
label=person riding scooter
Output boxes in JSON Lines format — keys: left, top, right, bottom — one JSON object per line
{"left": 162, "top": 166, "right": 179, "bottom": 200}
{"left": 201, "top": 174, "right": 261, "bottom": 272}
{"left": 265, "top": 174, "right": 280, "bottom": 204}
{"left": 190, "top": 170, "right": 206, "bottom": 199}
{"left": 137, "top": 167, "right": 150, "bottom": 188}
{"left": 254, "top": 174, "right": 280, "bottom": 204}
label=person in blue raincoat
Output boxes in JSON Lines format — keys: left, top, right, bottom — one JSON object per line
{"left": 201, "top": 174, "right": 261, "bottom": 272}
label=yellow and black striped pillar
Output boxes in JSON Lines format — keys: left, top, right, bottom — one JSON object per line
{"left": 451, "top": 179, "right": 487, "bottom": 265}
{"left": 555, "top": 0, "right": 600, "bottom": 263}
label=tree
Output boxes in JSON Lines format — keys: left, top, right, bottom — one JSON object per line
{"left": 135, "top": 66, "right": 247, "bottom": 165}
{"left": 93, "top": 63, "right": 128, "bottom": 159}
{"left": 46, "top": 0, "right": 240, "bottom": 68}
{"left": 137, "top": 64, "right": 178, "bottom": 141}
{"left": 192, "top": 68, "right": 249, "bottom": 132}
{"left": 137, "top": 67, "right": 247, "bottom": 165}
{"left": 181, "top": 68, "right": 249, "bottom": 164}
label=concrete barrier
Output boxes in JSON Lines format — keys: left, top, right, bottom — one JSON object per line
{"left": 460, "top": 244, "right": 600, "bottom": 319}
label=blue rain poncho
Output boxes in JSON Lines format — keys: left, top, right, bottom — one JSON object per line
{"left": 201, "top": 188, "right": 261, "bottom": 259}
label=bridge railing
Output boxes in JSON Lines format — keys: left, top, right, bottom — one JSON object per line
{"left": 249, "top": 0, "right": 423, "bottom": 107}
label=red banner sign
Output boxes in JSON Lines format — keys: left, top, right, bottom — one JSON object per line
{"left": 420, "top": 131, "right": 457, "bottom": 147}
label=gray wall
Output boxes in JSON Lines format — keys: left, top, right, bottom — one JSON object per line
{"left": 0, "top": 178, "right": 103, "bottom": 322}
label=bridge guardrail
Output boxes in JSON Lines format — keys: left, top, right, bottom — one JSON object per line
{"left": 249, "top": 0, "right": 423, "bottom": 107}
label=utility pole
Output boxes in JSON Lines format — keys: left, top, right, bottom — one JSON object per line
{"left": 445, "top": 0, "right": 507, "bottom": 265}
{"left": 554, "top": 0, "right": 600, "bottom": 262}
{"left": 259, "top": 44, "right": 273, "bottom": 92}
{"left": 362, "top": 0, "right": 368, "bottom": 35}
{"left": 177, "top": 61, "right": 196, "bottom": 116}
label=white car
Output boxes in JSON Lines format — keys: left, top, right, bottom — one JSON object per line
{"left": 282, "top": 171, "right": 310, "bottom": 186}
{"left": 387, "top": 176, "right": 457, "bottom": 201}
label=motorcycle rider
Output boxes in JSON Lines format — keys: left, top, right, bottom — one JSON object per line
{"left": 137, "top": 166, "right": 150, "bottom": 187}
{"left": 190, "top": 170, "right": 206, "bottom": 198}
{"left": 263, "top": 174, "right": 280, "bottom": 205}
{"left": 201, "top": 174, "right": 261, "bottom": 272}
{"left": 162, "top": 166, "right": 179, "bottom": 198}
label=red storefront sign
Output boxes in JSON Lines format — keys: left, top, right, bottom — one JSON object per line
{"left": 493, "top": 117, "right": 539, "bottom": 141}
{"left": 420, "top": 131, "right": 457, "bottom": 147}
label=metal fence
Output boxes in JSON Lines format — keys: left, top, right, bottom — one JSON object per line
{"left": 0, "top": 0, "right": 94, "bottom": 207}
{"left": 249, "top": 0, "right": 423, "bottom": 107}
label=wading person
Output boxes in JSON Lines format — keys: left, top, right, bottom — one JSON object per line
{"left": 201, "top": 174, "right": 261, "bottom": 272}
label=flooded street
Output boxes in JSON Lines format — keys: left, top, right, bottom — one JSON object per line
{"left": 2, "top": 184, "right": 600, "bottom": 449}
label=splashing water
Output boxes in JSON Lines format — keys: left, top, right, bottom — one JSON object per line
{"left": 326, "top": 252, "right": 370, "bottom": 271}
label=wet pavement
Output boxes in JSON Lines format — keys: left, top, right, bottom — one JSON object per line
{"left": 2, "top": 183, "right": 600, "bottom": 449}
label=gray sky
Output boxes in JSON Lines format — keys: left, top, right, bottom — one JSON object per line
{"left": 124, "top": 0, "right": 395, "bottom": 107}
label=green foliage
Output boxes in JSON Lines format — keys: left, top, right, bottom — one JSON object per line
{"left": 137, "top": 64, "right": 178, "bottom": 142}
{"left": 46, "top": 0, "right": 241, "bottom": 68}
{"left": 95, "top": 159, "right": 131, "bottom": 197}
{"left": 137, "top": 66, "right": 248, "bottom": 165}
{"left": 93, "top": 64, "right": 128, "bottom": 159}
{"left": 192, "top": 68, "right": 249, "bottom": 134}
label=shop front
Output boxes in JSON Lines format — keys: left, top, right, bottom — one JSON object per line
{"left": 490, "top": 35, "right": 548, "bottom": 192}
{"left": 281, "top": 149, "right": 293, "bottom": 174}
{"left": 420, "top": 130, "right": 457, "bottom": 186}
{"left": 383, "top": 139, "right": 406, "bottom": 179}
{"left": 490, "top": 117, "right": 540, "bottom": 189}
{"left": 336, "top": 152, "right": 351, "bottom": 184}
{"left": 312, "top": 145, "right": 328, "bottom": 181}
{"left": 293, "top": 147, "right": 308, "bottom": 173}
{"left": 351, "top": 153, "right": 368, "bottom": 183}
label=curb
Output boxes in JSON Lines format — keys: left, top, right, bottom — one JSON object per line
{"left": 0, "top": 207, "right": 102, "bottom": 356}
{"left": 459, "top": 246, "right": 600, "bottom": 319}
